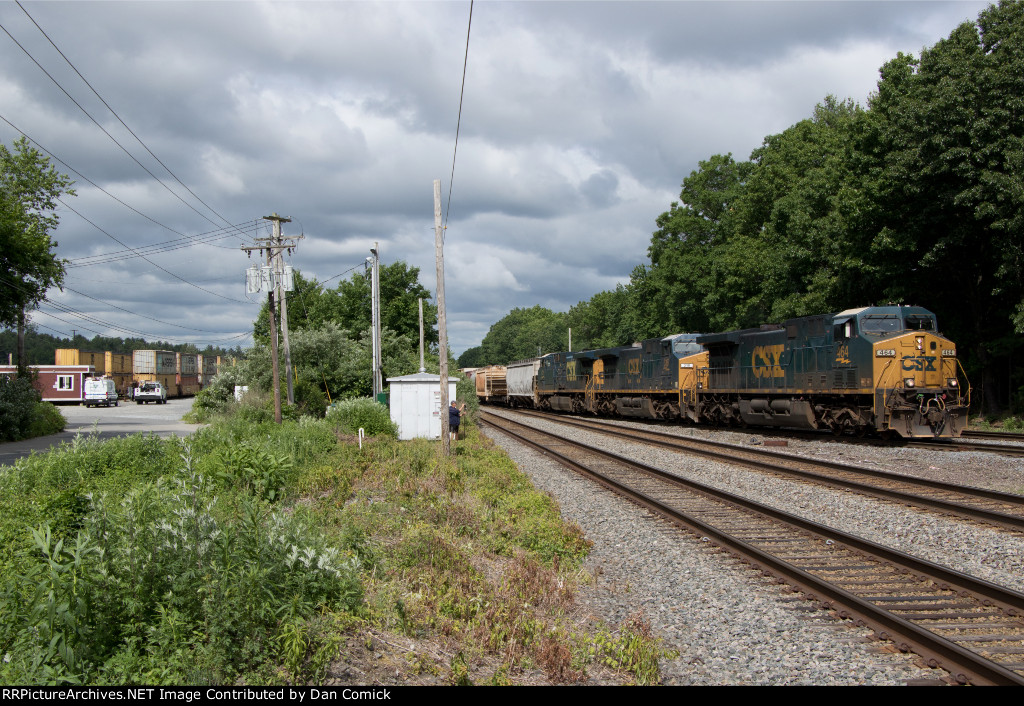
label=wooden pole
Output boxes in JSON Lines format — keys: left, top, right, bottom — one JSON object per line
{"left": 434, "top": 179, "right": 450, "bottom": 454}
{"left": 268, "top": 284, "right": 282, "bottom": 424}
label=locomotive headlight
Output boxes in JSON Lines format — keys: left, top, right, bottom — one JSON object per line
{"left": 947, "top": 378, "right": 958, "bottom": 387}
{"left": 904, "top": 378, "right": 916, "bottom": 388}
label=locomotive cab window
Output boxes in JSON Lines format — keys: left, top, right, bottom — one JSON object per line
{"left": 672, "top": 340, "right": 702, "bottom": 357}
{"left": 833, "top": 318, "right": 856, "bottom": 341}
{"left": 861, "top": 316, "right": 901, "bottom": 334}
{"left": 905, "top": 315, "right": 935, "bottom": 331}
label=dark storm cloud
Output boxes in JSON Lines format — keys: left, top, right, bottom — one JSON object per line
{"left": 0, "top": 1, "right": 993, "bottom": 353}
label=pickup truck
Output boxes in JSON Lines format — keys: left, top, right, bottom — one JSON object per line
{"left": 135, "top": 381, "right": 167, "bottom": 404}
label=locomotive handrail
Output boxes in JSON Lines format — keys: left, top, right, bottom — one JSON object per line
{"left": 955, "top": 357, "right": 972, "bottom": 408}
{"left": 874, "top": 356, "right": 895, "bottom": 390}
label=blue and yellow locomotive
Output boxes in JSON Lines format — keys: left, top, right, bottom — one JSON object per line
{"left": 527, "top": 305, "right": 967, "bottom": 438}
{"left": 695, "top": 305, "right": 967, "bottom": 438}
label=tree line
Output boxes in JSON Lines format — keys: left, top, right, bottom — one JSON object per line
{"left": 240, "top": 262, "right": 444, "bottom": 414}
{"left": 461, "top": 1, "right": 1024, "bottom": 414}
{"left": 0, "top": 328, "right": 245, "bottom": 367}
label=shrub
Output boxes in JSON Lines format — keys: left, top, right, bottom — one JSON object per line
{"left": 0, "top": 375, "right": 42, "bottom": 441}
{"left": 327, "top": 397, "right": 397, "bottom": 437}
{"left": 186, "top": 368, "right": 245, "bottom": 422}
{"left": 0, "top": 454, "right": 363, "bottom": 685}
{"left": 28, "top": 401, "right": 65, "bottom": 437}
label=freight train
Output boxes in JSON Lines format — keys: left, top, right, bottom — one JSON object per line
{"left": 0, "top": 349, "right": 221, "bottom": 404}
{"left": 475, "top": 305, "right": 969, "bottom": 438}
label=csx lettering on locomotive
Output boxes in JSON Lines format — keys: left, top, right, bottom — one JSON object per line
{"left": 751, "top": 344, "right": 784, "bottom": 378}
{"left": 901, "top": 356, "right": 937, "bottom": 371}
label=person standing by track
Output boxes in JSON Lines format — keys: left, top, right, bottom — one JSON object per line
{"left": 449, "top": 399, "right": 466, "bottom": 441}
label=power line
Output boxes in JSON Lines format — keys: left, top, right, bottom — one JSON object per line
{"left": 60, "top": 285, "right": 235, "bottom": 334}
{"left": 443, "top": 0, "right": 474, "bottom": 237}
{"left": 58, "top": 197, "right": 254, "bottom": 305}
{"left": 0, "top": 15, "right": 235, "bottom": 231}
{"left": 0, "top": 272, "right": 248, "bottom": 344}
{"left": 67, "top": 220, "right": 261, "bottom": 267}
{"left": 0, "top": 114, "right": 255, "bottom": 250}
{"left": 14, "top": 1, "right": 250, "bottom": 240}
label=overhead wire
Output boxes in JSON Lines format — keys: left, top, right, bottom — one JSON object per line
{"left": 67, "top": 220, "right": 261, "bottom": 267}
{"left": 57, "top": 197, "right": 253, "bottom": 305}
{"left": 443, "top": 0, "right": 474, "bottom": 239}
{"left": 0, "top": 13, "right": 239, "bottom": 233}
{"left": 0, "top": 114, "right": 257, "bottom": 263}
{"left": 0, "top": 11, "right": 260, "bottom": 320}
{"left": 14, "top": 1, "right": 251, "bottom": 241}
{"left": 0, "top": 272, "right": 248, "bottom": 344}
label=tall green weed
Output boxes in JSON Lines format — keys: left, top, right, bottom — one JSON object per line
{"left": 0, "top": 449, "right": 362, "bottom": 685}
{"left": 327, "top": 397, "right": 397, "bottom": 437}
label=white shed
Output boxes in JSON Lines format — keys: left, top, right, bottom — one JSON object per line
{"left": 386, "top": 372, "right": 460, "bottom": 441}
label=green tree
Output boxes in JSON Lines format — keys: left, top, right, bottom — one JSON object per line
{"left": 480, "top": 306, "right": 568, "bottom": 363}
{"left": 328, "top": 261, "right": 438, "bottom": 345}
{"left": 254, "top": 263, "right": 438, "bottom": 347}
{"left": 645, "top": 153, "right": 754, "bottom": 333}
{"left": 0, "top": 136, "right": 75, "bottom": 330}
{"left": 242, "top": 322, "right": 437, "bottom": 404}
{"left": 867, "top": 0, "right": 1024, "bottom": 411}
{"left": 456, "top": 345, "right": 486, "bottom": 368}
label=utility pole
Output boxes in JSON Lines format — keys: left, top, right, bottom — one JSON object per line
{"left": 270, "top": 214, "right": 297, "bottom": 405}
{"left": 369, "top": 243, "right": 383, "bottom": 399}
{"left": 242, "top": 213, "right": 301, "bottom": 423}
{"left": 433, "top": 179, "right": 450, "bottom": 454}
{"left": 418, "top": 297, "right": 425, "bottom": 373}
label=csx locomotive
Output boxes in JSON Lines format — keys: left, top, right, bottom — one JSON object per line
{"left": 477, "top": 305, "right": 969, "bottom": 438}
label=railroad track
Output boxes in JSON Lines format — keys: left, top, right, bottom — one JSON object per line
{"left": 654, "top": 422, "right": 1024, "bottom": 458}
{"left": 487, "top": 409, "right": 1024, "bottom": 533}
{"left": 963, "top": 430, "right": 1024, "bottom": 443}
{"left": 922, "top": 439, "right": 1024, "bottom": 458}
{"left": 479, "top": 410, "right": 1024, "bottom": 685}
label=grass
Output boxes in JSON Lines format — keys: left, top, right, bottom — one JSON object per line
{"left": 0, "top": 406, "right": 674, "bottom": 685}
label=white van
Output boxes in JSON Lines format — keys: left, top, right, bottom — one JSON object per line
{"left": 84, "top": 377, "right": 119, "bottom": 407}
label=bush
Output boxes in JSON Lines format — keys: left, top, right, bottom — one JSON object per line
{"left": 327, "top": 397, "right": 397, "bottom": 437}
{"left": 0, "top": 375, "right": 61, "bottom": 442}
{"left": 29, "top": 401, "right": 65, "bottom": 437}
{"left": 186, "top": 368, "right": 245, "bottom": 422}
{"left": 0, "top": 450, "right": 363, "bottom": 685}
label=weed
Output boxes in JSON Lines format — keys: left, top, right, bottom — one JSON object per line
{"left": 448, "top": 652, "right": 473, "bottom": 686}
{"left": 589, "top": 613, "right": 676, "bottom": 685}
{"left": 538, "top": 630, "right": 586, "bottom": 683}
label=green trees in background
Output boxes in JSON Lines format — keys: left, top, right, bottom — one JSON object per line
{"left": 469, "top": 1, "right": 1023, "bottom": 411}
{"left": 248, "top": 262, "right": 443, "bottom": 406}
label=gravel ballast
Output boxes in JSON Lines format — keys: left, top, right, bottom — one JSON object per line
{"left": 481, "top": 411, "right": 1024, "bottom": 685}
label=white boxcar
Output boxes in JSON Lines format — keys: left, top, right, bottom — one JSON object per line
{"left": 506, "top": 358, "right": 540, "bottom": 406}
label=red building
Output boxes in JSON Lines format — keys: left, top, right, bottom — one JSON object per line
{"left": 0, "top": 365, "right": 96, "bottom": 403}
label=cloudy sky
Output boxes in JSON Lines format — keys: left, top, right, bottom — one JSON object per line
{"left": 0, "top": 0, "right": 991, "bottom": 355}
